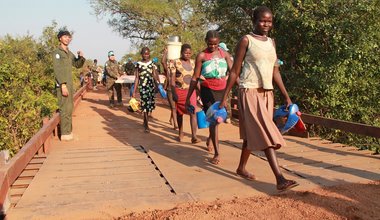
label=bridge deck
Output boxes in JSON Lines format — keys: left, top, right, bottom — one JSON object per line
{"left": 7, "top": 87, "right": 380, "bottom": 219}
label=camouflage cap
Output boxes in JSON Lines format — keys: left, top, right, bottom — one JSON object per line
{"left": 108, "top": 51, "right": 115, "bottom": 57}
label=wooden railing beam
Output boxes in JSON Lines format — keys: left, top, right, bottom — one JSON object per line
{"left": 301, "top": 113, "right": 380, "bottom": 138}
{"left": 230, "top": 98, "right": 380, "bottom": 139}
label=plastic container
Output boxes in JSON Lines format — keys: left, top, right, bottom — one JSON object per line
{"left": 294, "top": 112, "right": 307, "bottom": 133}
{"left": 196, "top": 110, "right": 210, "bottom": 129}
{"left": 128, "top": 98, "right": 140, "bottom": 112}
{"left": 157, "top": 84, "right": 167, "bottom": 99}
{"left": 129, "top": 83, "right": 134, "bottom": 97}
{"left": 167, "top": 36, "right": 182, "bottom": 60}
{"left": 206, "top": 101, "right": 227, "bottom": 124}
{"left": 273, "top": 104, "right": 305, "bottom": 134}
{"left": 187, "top": 105, "right": 195, "bottom": 114}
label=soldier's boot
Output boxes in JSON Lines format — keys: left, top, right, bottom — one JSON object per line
{"left": 61, "top": 133, "right": 74, "bottom": 141}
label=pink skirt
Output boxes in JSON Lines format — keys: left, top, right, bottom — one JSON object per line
{"left": 238, "top": 88, "right": 286, "bottom": 151}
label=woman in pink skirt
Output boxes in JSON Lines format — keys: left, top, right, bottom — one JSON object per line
{"left": 219, "top": 6, "right": 298, "bottom": 191}
{"left": 164, "top": 44, "right": 199, "bottom": 143}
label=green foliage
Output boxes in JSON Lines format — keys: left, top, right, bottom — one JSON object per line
{"left": 0, "top": 21, "right": 84, "bottom": 156}
{"left": 205, "top": 0, "right": 380, "bottom": 153}
{"left": 90, "top": 0, "right": 208, "bottom": 55}
{"left": 201, "top": 0, "right": 258, "bottom": 53}
{"left": 274, "top": 0, "right": 380, "bottom": 152}
{"left": 0, "top": 35, "right": 56, "bottom": 155}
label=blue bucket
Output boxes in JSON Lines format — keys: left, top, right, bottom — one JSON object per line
{"left": 196, "top": 110, "right": 209, "bottom": 129}
{"left": 158, "top": 84, "right": 167, "bottom": 99}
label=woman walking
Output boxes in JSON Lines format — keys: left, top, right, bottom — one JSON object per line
{"left": 219, "top": 6, "right": 298, "bottom": 191}
{"left": 164, "top": 44, "right": 200, "bottom": 143}
{"left": 132, "top": 47, "right": 160, "bottom": 133}
{"left": 185, "top": 30, "right": 233, "bottom": 165}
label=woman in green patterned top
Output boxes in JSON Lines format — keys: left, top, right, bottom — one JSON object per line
{"left": 185, "top": 30, "right": 233, "bottom": 165}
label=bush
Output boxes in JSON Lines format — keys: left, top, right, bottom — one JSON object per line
{"left": 205, "top": 0, "right": 380, "bottom": 153}
{"left": 274, "top": 1, "right": 380, "bottom": 153}
{"left": 0, "top": 35, "right": 58, "bottom": 155}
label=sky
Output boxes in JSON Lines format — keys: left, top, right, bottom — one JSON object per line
{"left": 0, "top": 0, "right": 132, "bottom": 64}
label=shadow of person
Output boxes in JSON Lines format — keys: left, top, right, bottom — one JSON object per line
{"left": 88, "top": 101, "right": 281, "bottom": 197}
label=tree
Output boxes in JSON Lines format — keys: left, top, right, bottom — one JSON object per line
{"left": 201, "top": 0, "right": 257, "bottom": 50}
{"left": 0, "top": 34, "right": 57, "bottom": 155}
{"left": 0, "top": 22, "right": 85, "bottom": 155}
{"left": 204, "top": 0, "right": 380, "bottom": 152}
{"left": 90, "top": 0, "right": 209, "bottom": 54}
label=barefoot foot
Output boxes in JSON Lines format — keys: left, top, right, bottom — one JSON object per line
{"left": 236, "top": 170, "right": 256, "bottom": 181}
{"left": 209, "top": 156, "right": 220, "bottom": 165}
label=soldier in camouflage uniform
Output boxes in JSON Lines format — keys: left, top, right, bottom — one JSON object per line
{"left": 91, "top": 59, "right": 99, "bottom": 90}
{"left": 124, "top": 57, "right": 135, "bottom": 76}
{"left": 105, "top": 51, "right": 122, "bottom": 107}
{"left": 53, "top": 30, "right": 85, "bottom": 141}
{"left": 124, "top": 57, "right": 136, "bottom": 97}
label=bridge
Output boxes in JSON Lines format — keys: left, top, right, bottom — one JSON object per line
{"left": 1, "top": 85, "right": 379, "bottom": 219}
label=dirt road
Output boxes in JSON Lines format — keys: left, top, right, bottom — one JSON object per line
{"left": 122, "top": 181, "right": 380, "bottom": 220}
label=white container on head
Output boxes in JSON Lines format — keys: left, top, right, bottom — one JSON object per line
{"left": 167, "top": 36, "right": 182, "bottom": 60}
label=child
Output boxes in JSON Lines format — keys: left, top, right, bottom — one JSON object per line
{"left": 132, "top": 47, "right": 160, "bottom": 133}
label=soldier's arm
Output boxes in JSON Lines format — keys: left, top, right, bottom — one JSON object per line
{"left": 52, "top": 50, "right": 69, "bottom": 85}
{"left": 105, "top": 62, "right": 118, "bottom": 79}
{"left": 71, "top": 51, "right": 85, "bottom": 68}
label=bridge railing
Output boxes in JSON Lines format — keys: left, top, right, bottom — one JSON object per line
{"left": 231, "top": 97, "right": 380, "bottom": 139}
{"left": 0, "top": 86, "right": 87, "bottom": 215}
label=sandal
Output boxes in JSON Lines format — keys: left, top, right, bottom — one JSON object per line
{"left": 236, "top": 170, "right": 256, "bottom": 181}
{"left": 277, "top": 180, "right": 299, "bottom": 192}
{"left": 144, "top": 128, "right": 150, "bottom": 133}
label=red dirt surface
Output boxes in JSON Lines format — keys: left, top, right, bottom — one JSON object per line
{"left": 120, "top": 181, "right": 380, "bottom": 220}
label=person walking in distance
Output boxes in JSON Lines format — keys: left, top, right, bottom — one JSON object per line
{"left": 124, "top": 57, "right": 136, "bottom": 97}
{"left": 219, "top": 6, "right": 299, "bottom": 191}
{"left": 105, "top": 51, "right": 123, "bottom": 108}
{"left": 91, "top": 59, "right": 99, "bottom": 90}
{"left": 53, "top": 29, "right": 85, "bottom": 141}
